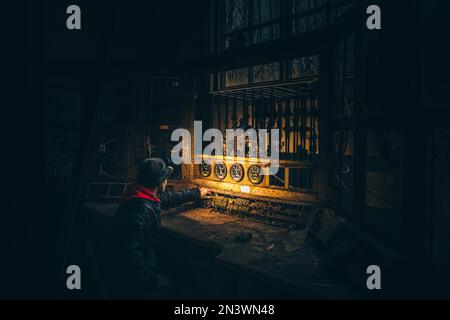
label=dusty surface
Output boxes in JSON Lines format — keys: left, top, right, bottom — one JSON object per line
{"left": 161, "top": 207, "right": 353, "bottom": 297}
{"left": 83, "top": 202, "right": 356, "bottom": 298}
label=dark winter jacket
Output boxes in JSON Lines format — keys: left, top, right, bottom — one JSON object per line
{"left": 111, "top": 184, "right": 200, "bottom": 298}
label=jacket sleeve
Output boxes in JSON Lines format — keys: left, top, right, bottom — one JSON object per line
{"left": 159, "top": 188, "right": 201, "bottom": 209}
{"left": 115, "top": 207, "right": 158, "bottom": 288}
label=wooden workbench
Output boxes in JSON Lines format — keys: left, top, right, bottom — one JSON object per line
{"left": 83, "top": 202, "right": 358, "bottom": 298}
{"left": 161, "top": 206, "right": 358, "bottom": 298}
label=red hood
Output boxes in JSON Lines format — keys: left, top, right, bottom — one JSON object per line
{"left": 121, "top": 184, "right": 161, "bottom": 204}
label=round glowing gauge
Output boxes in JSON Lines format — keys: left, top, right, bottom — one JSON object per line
{"left": 230, "top": 163, "right": 244, "bottom": 182}
{"left": 200, "top": 161, "right": 211, "bottom": 177}
{"left": 247, "top": 165, "right": 264, "bottom": 184}
{"left": 214, "top": 162, "right": 227, "bottom": 180}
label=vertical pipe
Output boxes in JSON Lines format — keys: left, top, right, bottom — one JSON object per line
{"left": 269, "top": 88, "right": 275, "bottom": 129}
{"left": 312, "top": 94, "right": 318, "bottom": 157}
{"left": 294, "top": 95, "right": 299, "bottom": 159}
{"left": 309, "top": 95, "right": 315, "bottom": 159}
{"left": 225, "top": 95, "right": 229, "bottom": 129}
{"left": 211, "top": 94, "right": 215, "bottom": 129}
{"left": 260, "top": 89, "right": 265, "bottom": 129}
{"left": 269, "top": 88, "right": 275, "bottom": 154}
{"left": 243, "top": 91, "right": 248, "bottom": 129}
{"left": 232, "top": 94, "right": 238, "bottom": 128}
{"left": 277, "top": 97, "right": 283, "bottom": 156}
{"left": 285, "top": 97, "right": 291, "bottom": 159}
{"left": 251, "top": 91, "right": 256, "bottom": 128}
{"left": 300, "top": 96, "right": 307, "bottom": 160}
{"left": 217, "top": 95, "right": 221, "bottom": 133}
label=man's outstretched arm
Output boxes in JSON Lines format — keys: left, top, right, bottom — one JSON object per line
{"left": 159, "top": 188, "right": 209, "bottom": 209}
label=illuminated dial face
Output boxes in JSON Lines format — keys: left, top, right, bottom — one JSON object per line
{"left": 230, "top": 163, "right": 244, "bottom": 182}
{"left": 200, "top": 161, "right": 211, "bottom": 178}
{"left": 248, "top": 165, "right": 263, "bottom": 184}
{"left": 214, "top": 162, "right": 227, "bottom": 180}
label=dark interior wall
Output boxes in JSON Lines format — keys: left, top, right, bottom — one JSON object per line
{"left": 421, "top": 0, "right": 450, "bottom": 110}
{"left": 42, "top": 0, "right": 210, "bottom": 174}
{"left": 43, "top": 0, "right": 210, "bottom": 181}
{"left": 3, "top": 0, "right": 209, "bottom": 298}
{"left": 3, "top": 1, "right": 40, "bottom": 299}
{"left": 420, "top": 1, "right": 450, "bottom": 272}
{"left": 363, "top": 0, "right": 450, "bottom": 271}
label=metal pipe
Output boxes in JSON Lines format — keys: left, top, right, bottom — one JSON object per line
{"left": 251, "top": 91, "right": 256, "bottom": 128}
{"left": 300, "top": 96, "right": 307, "bottom": 160}
{"left": 225, "top": 96, "right": 229, "bottom": 129}
{"left": 242, "top": 91, "right": 249, "bottom": 129}
{"left": 217, "top": 94, "right": 221, "bottom": 133}
{"left": 232, "top": 94, "right": 238, "bottom": 127}
{"left": 293, "top": 96, "right": 299, "bottom": 159}
{"left": 285, "top": 97, "right": 291, "bottom": 159}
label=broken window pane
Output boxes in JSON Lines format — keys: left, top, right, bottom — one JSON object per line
{"left": 290, "top": 0, "right": 354, "bottom": 34}
{"left": 292, "top": 12, "right": 326, "bottom": 34}
{"left": 289, "top": 55, "right": 320, "bottom": 79}
{"left": 225, "top": 0, "right": 249, "bottom": 32}
{"left": 253, "top": 62, "right": 280, "bottom": 83}
{"left": 291, "top": 0, "right": 327, "bottom": 14}
{"left": 253, "top": 24, "right": 280, "bottom": 45}
{"left": 224, "top": 67, "right": 250, "bottom": 87}
{"left": 221, "top": 0, "right": 281, "bottom": 51}
{"left": 253, "top": 0, "right": 280, "bottom": 25}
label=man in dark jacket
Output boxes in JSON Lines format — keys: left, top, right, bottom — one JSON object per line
{"left": 111, "top": 158, "right": 209, "bottom": 299}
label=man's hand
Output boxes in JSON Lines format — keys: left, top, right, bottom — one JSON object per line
{"left": 199, "top": 187, "right": 211, "bottom": 198}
